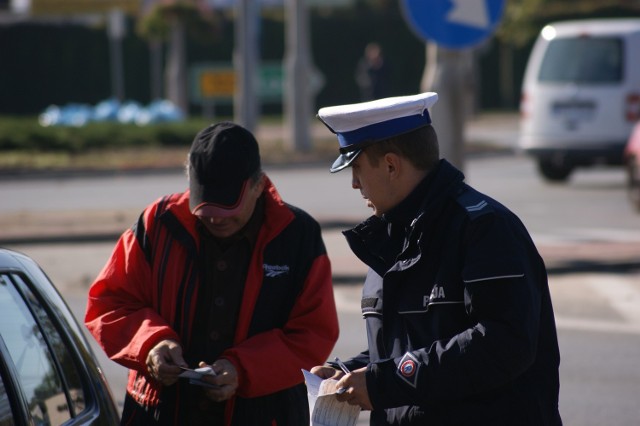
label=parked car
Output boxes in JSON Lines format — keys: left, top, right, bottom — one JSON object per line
{"left": 624, "top": 122, "right": 640, "bottom": 212}
{"left": 519, "top": 18, "right": 640, "bottom": 182}
{"left": 0, "top": 248, "right": 119, "bottom": 425}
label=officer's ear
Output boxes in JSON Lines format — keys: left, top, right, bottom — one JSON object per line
{"left": 383, "top": 152, "right": 401, "bottom": 180}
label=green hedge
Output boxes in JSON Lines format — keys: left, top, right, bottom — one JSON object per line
{"left": 0, "top": 116, "right": 211, "bottom": 153}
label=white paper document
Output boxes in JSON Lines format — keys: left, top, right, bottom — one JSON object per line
{"left": 178, "top": 366, "right": 216, "bottom": 380}
{"left": 178, "top": 366, "right": 218, "bottom": 389}
{"left": 302, "top": 369, "right": 361, "bottom": 426}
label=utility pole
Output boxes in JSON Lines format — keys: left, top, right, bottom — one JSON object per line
{"left": 234, "top": 0, "right": 259, "bottom": 132}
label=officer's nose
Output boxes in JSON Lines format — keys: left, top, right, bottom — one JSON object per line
{"left": 351, "top": 170, "right": 361, "bottom": 189}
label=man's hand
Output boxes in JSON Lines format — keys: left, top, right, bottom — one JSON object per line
{"left": 310, "top": 365, "right": 344, "bottom": 380}
{"left": 146, "top": 339, "right": 187, "bottom": 386}
{"left": 334, "top": 367, "right": 372, "bottom": 410}
{"left": 200, "top": 359, "right": 239, "bottom": 402}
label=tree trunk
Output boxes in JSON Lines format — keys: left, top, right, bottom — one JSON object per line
{"left": 165, "top": 18, "right": 188, "bottom": 115}
{"left": 149, "top": 39, "right": 163, "bottom": 101}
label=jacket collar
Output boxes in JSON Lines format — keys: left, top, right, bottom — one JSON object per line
{"left": 343, "top": 160, "right": 465, "bottom": 275}
{"left": 383, "top": 159, "right": 464, "bottom": 228}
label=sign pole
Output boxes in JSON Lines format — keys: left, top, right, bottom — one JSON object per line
{"left": 403, "top": 0, "right": 504, "bottom": 173}
{"left": 421, "top": 42, "right": 475, "bottom": 171}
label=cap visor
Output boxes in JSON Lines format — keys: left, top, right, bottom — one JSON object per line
{"left": 193, "top": 203, "right": 245, "bottom": 218}
{"left": 330, "top": 149, "right": 362, "bottom": 173}
{"left": 192, "top": 180, "right": 249, "bottom": 217}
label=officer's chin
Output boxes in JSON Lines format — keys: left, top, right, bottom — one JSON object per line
{"left": 367, "top": 200, "right": 382, "bottom": 216}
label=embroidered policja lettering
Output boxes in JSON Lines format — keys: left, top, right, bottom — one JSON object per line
{"left": 423, "top": 285, "right": 446, "bottom": 306}
{"left": 263, "top": 264, "right": 290, "bottom": 278}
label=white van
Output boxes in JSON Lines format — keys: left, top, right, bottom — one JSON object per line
{"left": 519, "top": 18, "right": 640, "bottom": 181}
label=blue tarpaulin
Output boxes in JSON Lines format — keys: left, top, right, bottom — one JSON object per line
{"left": 39, "top": 99, "right": 185, "bottom": 127}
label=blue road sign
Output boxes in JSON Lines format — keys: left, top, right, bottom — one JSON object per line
{"left": 401, "top": 0, "right": 505, "bottom": 49}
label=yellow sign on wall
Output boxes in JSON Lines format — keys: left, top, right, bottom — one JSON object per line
{"left": 190, "top": 61, "right": 288, "bottom": 104}
{"left": 200, "top": 69, "right": 236, "bottom": 98}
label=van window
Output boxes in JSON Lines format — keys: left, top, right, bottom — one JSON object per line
{"left": 538, "top": 36, "right": 623, "bottom": 84}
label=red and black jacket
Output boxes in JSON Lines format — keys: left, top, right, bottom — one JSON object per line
{"left": 85, "top": 178, "right": 339, "bottom": 425}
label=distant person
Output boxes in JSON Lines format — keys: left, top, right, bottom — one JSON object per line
{"left": 355, "top": 42, "right": 390, "bottom": 101}
{"left": 85, "top": 121, "right": 339, "bottom": 425}
{"left": 311, "top": 92, "right": 562, "bottom": 425}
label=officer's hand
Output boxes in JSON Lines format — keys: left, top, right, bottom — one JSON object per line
{"left": 146, "top": 339, "right": 187, "bottom": 386}
{"left": 335, "top": 367, "right": 372, "bottom": 411}
{"left": 311, "top": 365, "right": 344, "bottom": 380}
{"left": 201, "top": 359, "right": 239, "bottom": 402}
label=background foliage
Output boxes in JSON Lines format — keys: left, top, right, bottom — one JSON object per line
{"left": 0, "top": 1, "right": 638, "bottom": 127}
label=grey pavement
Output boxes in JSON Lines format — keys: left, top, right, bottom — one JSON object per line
{"left": 2, "top": 196, "right": 638, "bottom": 277}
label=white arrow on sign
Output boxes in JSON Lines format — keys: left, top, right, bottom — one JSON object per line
{"left": 447, "top": 0, "right": 490, "bottom": 29}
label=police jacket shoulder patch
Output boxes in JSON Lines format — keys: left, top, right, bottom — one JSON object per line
{"left": 396, "top": 352, "right": 420, "bottom": 388}
{"left": 455, "top": 186, "right": 493, "bottom": 220}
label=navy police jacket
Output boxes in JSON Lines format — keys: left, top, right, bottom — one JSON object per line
{"left": 341, "top": 160, "right": 562, "bottom": 425}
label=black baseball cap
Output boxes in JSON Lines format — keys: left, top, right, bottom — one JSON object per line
{"left": 188, "top": 122, "right": 261, "bottom": 217}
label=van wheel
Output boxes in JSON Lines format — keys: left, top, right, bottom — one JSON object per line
{"left": 537, "top": 158, "right": 573, "bottom": 182}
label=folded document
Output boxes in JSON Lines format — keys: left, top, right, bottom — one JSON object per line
{"left": 302, "top": 369, "right": 360, "bottom": 426}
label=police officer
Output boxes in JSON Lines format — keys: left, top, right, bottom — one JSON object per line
{"left": 311, "top": 92, "right": 562, "bottom": 425}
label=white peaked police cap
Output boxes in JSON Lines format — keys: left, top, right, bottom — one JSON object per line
{"left": 317, "top": 92, "right": 438, "bottom": 173}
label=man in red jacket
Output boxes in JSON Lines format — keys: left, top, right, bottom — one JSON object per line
{"left": 85, "top": 122, "right": 339, "bottom": 425}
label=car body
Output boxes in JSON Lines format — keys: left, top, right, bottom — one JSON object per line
{"left": 519, "top": 18, "right": 640, "bottom": 182}
{"left": 624, "top": 122, "right": 640, "bottom": 212}
{"left": 0, "top": 248, "right": 120, "bottom": 425}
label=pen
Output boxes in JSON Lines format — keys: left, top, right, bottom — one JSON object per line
{"left": 334, "top": 357, "right": 351, "bottom": 395}
{"left": 334, "top": 357, "right": 350, "bottom": 375}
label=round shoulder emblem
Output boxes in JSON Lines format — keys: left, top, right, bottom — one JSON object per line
{"left": 400, "top": 359, "right": 416, "bottom": 377}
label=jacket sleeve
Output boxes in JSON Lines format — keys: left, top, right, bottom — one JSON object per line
{"left": 84, "top": 210, "right": 180, "bottom": 373}
{"left": 367, "top": 211, "right": 546, "bottom": 408}
{"left": 222, "top": 253, "right": 340, "bottom": 398}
